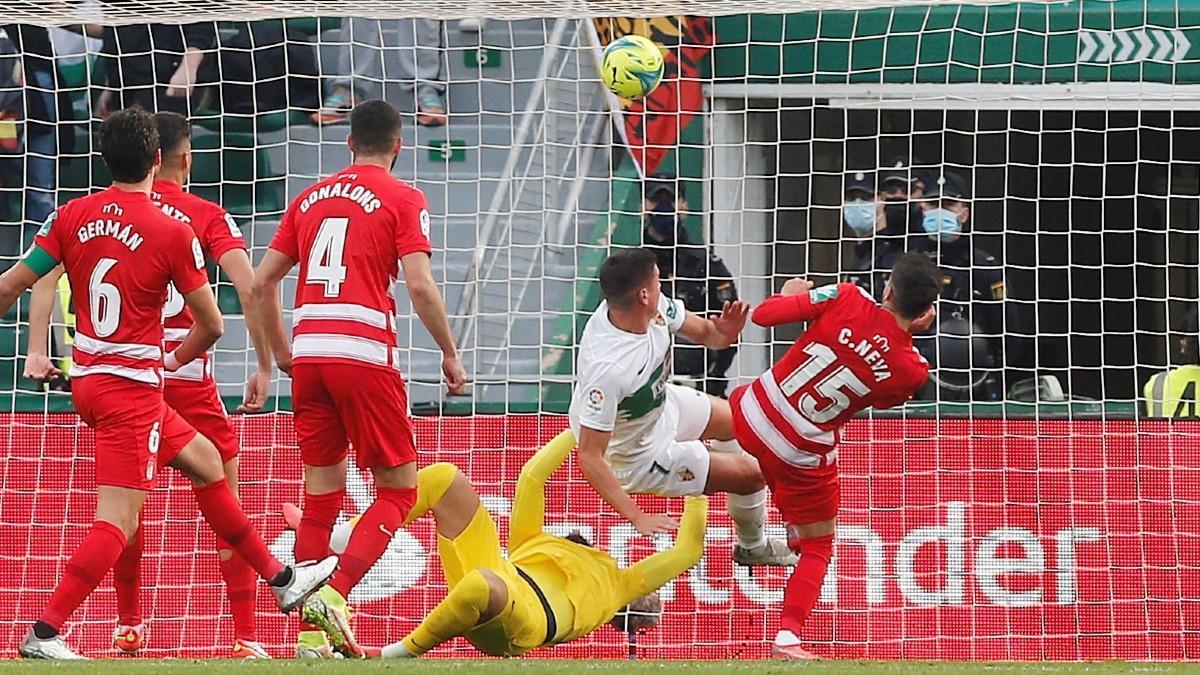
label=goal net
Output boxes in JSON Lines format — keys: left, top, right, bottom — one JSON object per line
{"left": 1, "top": 0, "right": 1198, "bottom": 661}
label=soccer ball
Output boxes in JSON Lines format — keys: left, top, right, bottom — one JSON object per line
{"left": 600, "top": 35, "right": 665, "bottom": 100}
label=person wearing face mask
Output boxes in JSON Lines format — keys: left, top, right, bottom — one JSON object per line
{"left": 878, "top": 156, "right": 926, "bottom": 236}
{"left": 643, "top": 175, "right": 740, "bottom": 398}
{"left": 909, "top": 170, "right": 1006, "bottom": 400}
{"left": 843, "top": 171, "right": 896, "bottom": 299}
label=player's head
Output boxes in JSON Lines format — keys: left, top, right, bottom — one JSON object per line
{"left": 609, "top": 593, "right": 663, "bottom": 633}
{"left": 1177, "top": 306, "right": 1199, "bottom": 365}
{"left": 884, "top": 251, "right": 942, "bottom": 332}
{"left": 348, "top": 99, "right": 403, "bottom": 166}
{"left": 154, "top": 111, "right": 193, "bottom": 180}
{"left": 100, "top": 108, "right": 160, "bottom": 184}
{"left": 919, "top": 170, "right": 970, "bottom": 243}
{"left": 599, "top": 248, "right": 660, "bottom": 315}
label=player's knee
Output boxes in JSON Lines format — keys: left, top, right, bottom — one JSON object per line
{"left": 417, "top": 462, "right": 462, "bottom": 506}
{"left": 726, "top": 455, "right": 765, "bottom": 493}
{"left": 457, "top": 568, "right": 507, "bottom": 623}
{"left": 173, "top": 435, "right": 225, "bottom": 486}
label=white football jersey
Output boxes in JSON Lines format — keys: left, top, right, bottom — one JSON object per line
{"left": 569, "top": 294, "right": 687, "bottom": 465}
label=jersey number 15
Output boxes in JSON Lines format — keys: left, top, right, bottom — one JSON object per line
{"left": 778, "top": 343, "right": 871, "bottom": 424}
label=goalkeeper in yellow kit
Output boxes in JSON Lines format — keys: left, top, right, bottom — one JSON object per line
{"left": 303, "top": 430, "right": 707, "bottom": 658}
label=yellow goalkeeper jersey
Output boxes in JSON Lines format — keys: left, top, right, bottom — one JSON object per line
{"left": 1144, "top": 365, "right": 1200, "bottom": 418}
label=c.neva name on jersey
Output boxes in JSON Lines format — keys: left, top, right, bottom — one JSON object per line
{"left": 836, "top": 326, "right": 892, "bottom": 382}
{"left": 76, "top": 217, "right": 145, "bottom": 251}
{"left": 298, "top": 175, "right": 383, "bottom": 215}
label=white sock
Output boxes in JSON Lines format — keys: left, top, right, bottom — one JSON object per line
{"left": 380, "top": 642, "right": 416, "bottom": 659}
{"left": 774, "top": 629, "right": 801, "bottom": 647}
{"left": 709, "top": 439, "right": 769, "bottom": 549}
{"left": 727, "top": 489, "right": 768, "bottom": 549}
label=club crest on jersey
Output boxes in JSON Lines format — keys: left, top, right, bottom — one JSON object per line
{"left": 677, "top": 466, "right": 695, "bottom": 483}
{"left": 585, "top": 387, "right": 605, "bottom": 413}
{"left": 809, "top": 284, "right": 839, "bottom": 304}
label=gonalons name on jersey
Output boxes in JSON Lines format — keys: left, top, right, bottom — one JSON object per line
{"left": 298, "top": 178, "right": 383, "bottom": 215}
{"left": 76, "top": 218, "right": 145, "bottom": 251}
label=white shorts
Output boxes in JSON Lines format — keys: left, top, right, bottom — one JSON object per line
{"left": 615, "top": 384, "right": 713, "bottom": 498}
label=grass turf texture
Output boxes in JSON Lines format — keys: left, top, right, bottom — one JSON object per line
{"left": 0, "top": 662, "right": 1190, "bottom": 674}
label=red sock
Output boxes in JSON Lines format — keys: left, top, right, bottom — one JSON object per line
{"left": 780, "top": 534, "right": 834, "bottom": 636}
{"left": 295, "top": 489, "right": 344, "bottom": 564}
{"left": 112, "top": 522, "right": 143, "bottom": 626}
{"left": 193, "top": 479, "right": 283, "bottom": 581}
{"left": 41, "top": 520, "right": 127, "bottom": 630}
{"left": 328, "top": 487, "right": 414, "bottom": 598}
{"left": 216, "top": 538, "right": 258, "bottom": 642}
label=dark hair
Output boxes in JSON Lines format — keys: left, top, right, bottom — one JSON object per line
{"left": 889, "top": 252, "right": 942, "bottom": 319}
{"left": 154, "top": 111, "right": 192, "bottom": 159}
{"left": 100, "top": 108, "right": 159, "bottom": 183}
{"left": 599, "top": 248, "right": 658, "bottom": 310}
{"left": 349, "top": 99, "right": 403, "bottom": 155}
{"left": 564, "top": 530, "right": 593, "bottom": 547}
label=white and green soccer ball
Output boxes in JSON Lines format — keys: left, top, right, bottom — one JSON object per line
{"left": 600, "top": 34, "right": 665, "bottom": 100}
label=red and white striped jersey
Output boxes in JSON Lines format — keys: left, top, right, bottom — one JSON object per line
{"left": 34, "top": 186, "right": 209, "bottom": 387}
{"left": 269, "top": 164, "right": 432, "bottom": 373}
{"left": 733, "top": 282, "right": 929, "bottom": 469}
{"left": 152, "top": 179, "right": 246, "bottom": 383}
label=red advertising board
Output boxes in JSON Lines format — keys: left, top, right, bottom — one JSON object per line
{"left": 1, "top": 414, "right": 1197, "bottom": 660}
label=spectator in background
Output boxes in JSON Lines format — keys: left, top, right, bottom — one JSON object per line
{"left": 642, "top": 174, "right": 739, "bottom": 397}
{"left": 311, "top": 19, "right": 447, "bottom": 127}
{"left": 98, "top": 23, "right": 216, "bottom": 116}
{"left": 909, "top": 170, "right": 1006, "bottom": 401}
{"left": 1144, "top": 306, "right": 1200, "bottom": 418}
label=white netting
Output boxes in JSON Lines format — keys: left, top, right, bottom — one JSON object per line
{"left": 0, "top": 2, "right": 1198, "bottom": 662}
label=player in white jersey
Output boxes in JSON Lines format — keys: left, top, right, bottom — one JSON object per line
{"left": 571, "top": 248, "right": 794, "bottom": 565}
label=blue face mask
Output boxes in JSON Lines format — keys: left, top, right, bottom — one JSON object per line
{"left": 842, "top": 199, "right": 876, "bottom": 235}
{"left": 922, "top": 208, "right": 962, "bottom": 242}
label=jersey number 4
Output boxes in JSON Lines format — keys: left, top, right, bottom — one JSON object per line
{"left": 307, "top": 217, "right": 349, "bottom": 297}
{"left": 779, "top": 343, "right": 871, "bottom": 424}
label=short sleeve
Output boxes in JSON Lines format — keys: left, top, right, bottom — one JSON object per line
{"left": 204, "top": 208, "right": 246, "bottom": 262}
{"left": 573, "top": 362, "right": 627, "bottom": 433}
{"left": 169, "top": 226, "right": 210, "bottom": 295}
{"left": 661, "top": 295, "right": 686, "bottom": 333}
{"left": 269, "top": 200, "right": 300, "bottom": 260}
{"left": 395, "top": 191, "right": 433, "bottom": 258}
{"left": 33, "top": 208, "right": 64, "bottom": 261}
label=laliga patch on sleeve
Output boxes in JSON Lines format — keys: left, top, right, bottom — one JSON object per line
{"left": 224, "top": 213, "right": 243, "bottom": 238}
{"left": 585, "top": 387, "right": 605, "bottom": 413}
{"left": 419, "top": 208, "right": 431, "bottom": 238}
{"left": 37, "top": 211, "right": 57, "bottom": 237}
{"left": 809, "top": 284, "right": 839, "bottom": 303}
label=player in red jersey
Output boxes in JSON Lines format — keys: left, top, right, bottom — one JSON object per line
{"left": 730, "top": 252, "right": 942, "bottom": 660}
{"left": 0, "top": 109, "right": 335, "bottom": 660}
{"left": 252, "top": 99, "right": 468, "bottom": 658}
{"left": 22, "top": 111, "right": 276, "bottom": 658}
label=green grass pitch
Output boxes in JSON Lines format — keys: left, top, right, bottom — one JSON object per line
{"left": 0, "top": 661, "right": 1191, "bottom": 674}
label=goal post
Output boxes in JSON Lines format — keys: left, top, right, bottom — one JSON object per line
{"left": 0, "top": 0, "right": 1198, "bottom": 661}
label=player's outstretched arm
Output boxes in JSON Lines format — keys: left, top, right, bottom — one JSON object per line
{"left": 677, "top": 300, "right": 750, "bottom": 349}
{"left": 401, "top": 252, "right": 467, "bottom": 395}
{"left": 218, "top": 249, "right": 271, "bottom": 412}
{"left": 619, "top": 496, "right": 708, "bottom": 603}
{"left": 251, "top": 249, "right": 296, "bottom": 375}
{"left": 167, "top": 285, "right": 224, "bottom": 370}
{"left": 510, "top": 430, "right": 576, "bottom": 547}
{"left": 577, "top": 426, "right": 679, "bottom": 536}
{"left": 23, "top": 264, "right": 64, "bottom": 383}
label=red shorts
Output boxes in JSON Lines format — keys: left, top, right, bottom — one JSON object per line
{"left": 291, "top": 362, "right": 417, "bottom": 469}
{"left": 731, "top": 386, "right": 840, "bottom": 525}
{"left": 73, "top": 375, "right": 198, "bottom": 491}
{"left": 164, "top": 379, "right": 239, "bottom": 463}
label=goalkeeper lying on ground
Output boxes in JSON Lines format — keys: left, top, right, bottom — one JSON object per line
{"left": 303, "top": 430, "right": 707, "bottom": 658}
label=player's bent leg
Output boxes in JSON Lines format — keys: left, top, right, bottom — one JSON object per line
{"left": 705, "top": 453, "right": 797, "bottom": 567}
{"left": 773, "top": 518, "right": 836, "bottom": 661}
{"left": 171, "top": 433, "right": 337, "bottom": 612}
{"left": 700, "top": 393, "right": 736, "bottom": 441}
{"left": 380, "top": 568, "right": 509, "bottom": 658}
{"left": 22, "top": 486, "right": 146, "bottom": 660}
{"left": 326, "top": 462, "right": 416, "bottom": 598}
{"left": 216, "top": 457, "right": 261, "bottom": 649}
